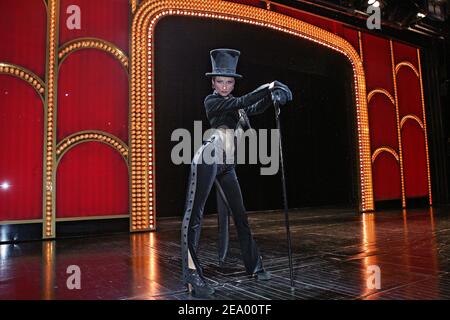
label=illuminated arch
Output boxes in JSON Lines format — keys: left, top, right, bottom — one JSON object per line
{"left": 55, "top": 130, "right": 129, "bottom": 166}
{"left": 0, "top": 63, "right": 45, "bottom": 102}
{"left": 372, "top": 147, "right": 400, "bottom": 163}
{"left": 58, "top": 38, "right": 129, "bottom": 71}
{"left": 367, "top": 88, "right": 395, "bottom": 106}
{"left": 130, "top": 0, "right": 374, "bottom": 231}
{"left": 395, "top": 62, "right": 419, "bottom": 78}
{"left": 400, "top": 114, "right": 424, "bottom": 130}
{"left": 54, "top": 132, "right": 129, "bottom": 223}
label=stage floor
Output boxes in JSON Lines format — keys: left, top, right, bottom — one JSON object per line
{"left": 1, "top": 206, "right": 450, "bottom": 300}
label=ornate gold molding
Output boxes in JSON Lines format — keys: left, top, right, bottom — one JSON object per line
{"left": 395, "top": 61, "right": 420, "bottom": 78}
{"left": 58, "top": 38, "right": 129, "bottom": 71}
{"left": 42, "top": 0, "right": 59, "bottom": 239}
{"left": 372, "top": 147, "right": 400, "bottom": 163}
{"left": 390, "top": 40, "right": 406, "bottom": 208}
{"left": 417, "top": 49, "right": 432, "bottom": 205}
{"left": 367, "top": 88, "right": 395, "bottom": 106}
{"left": 131, "top": 0, "right": 139, "bottom": 14}
{"left": 130, "top": 0, "right": 373, "bottom": 231}
{"left": 400, "top": 114, "right": 424, "bottom": 130}
{"left": 0, "top": 63, "right": 45, "bottom": 101}
{"left": 56, "top": 131, "right": 129, "bottom": 164}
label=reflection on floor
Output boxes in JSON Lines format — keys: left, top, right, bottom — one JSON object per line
{"left": 1, "top": 206, "right": 450, "bottom": 300}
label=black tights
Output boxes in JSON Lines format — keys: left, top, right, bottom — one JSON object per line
{"left": 181, "top": 142, "right": 263, "bottom": 282}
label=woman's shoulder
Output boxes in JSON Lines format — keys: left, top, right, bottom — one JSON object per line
{"left": 204, "top": 92, "right": 236, "bottom": 104}
{"left": 204, "top": 92, "right": 222, "bottom": 106}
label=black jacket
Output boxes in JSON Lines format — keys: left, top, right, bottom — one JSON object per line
{"left": 204, "top": 85, "right": 273, "bottom": 130}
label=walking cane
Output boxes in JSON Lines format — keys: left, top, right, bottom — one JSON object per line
{"left": 273, "top": 97, "right": 295, "bottom": 289}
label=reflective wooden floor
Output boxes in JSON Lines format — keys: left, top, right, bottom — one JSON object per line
{"left": 1, "top": 206, "right": 450, "bottom": 300}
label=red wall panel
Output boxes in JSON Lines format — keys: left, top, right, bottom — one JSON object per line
{"left": 0, "top": 0, "right": 46, "bottom": 78}
{"left": 57, "top": 50, "right": 129, "bottom": 143}
{"left": 393, "top": 41, "right": 418, "bottom": 66}
{"left": 368, "top": 95, "right": 398, "bottom": 149}
{"left": 396, "top": 68, "right": 423, "bottom": 118}
{"left": 393, "top": 41, "right": 428, "bottom": 201}
{"left": 402, "top": 121, "right": 428, "bottom": 198}
{"left": 56, "top": 142, "right": 128, "bottom": 218}
{"left": 0, "top": 76, "right": 43, "bottom": 220}
{"left": 362, "top": 33, "right": 394, "bottom": 93}
{"left": 362, "top": 34, "right": 400, "bottom": 201}
{"left": 372, "top": 153, "right": 401, "bottom": 200}
{"left": 59, "top": 0, "right": 129, "bottom": 53}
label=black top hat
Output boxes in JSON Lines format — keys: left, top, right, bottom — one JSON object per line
{"left": 205, "top": 48, "right": 243, "bottom": 79}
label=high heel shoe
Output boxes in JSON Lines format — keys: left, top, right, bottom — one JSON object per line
{"left": 252, "top": 258, "right": 271, "bottom": 281}
{"left": 185, "top": 270, "right": 215, "bottom": 298}
{"left": 252, "top": 269, "right": 272, "bottom": 281}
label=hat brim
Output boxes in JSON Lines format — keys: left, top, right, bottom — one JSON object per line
{"left": 205, "top": 72, "right": 243, "bottom": 79}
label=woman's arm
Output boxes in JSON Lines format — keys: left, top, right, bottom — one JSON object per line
{"left": 244, "top": 95, "right": 273, "bottom": 116}
{"left": 204, "top": 84, "right": 271, "bottom": 115}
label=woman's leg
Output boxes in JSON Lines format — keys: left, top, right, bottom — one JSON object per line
{"left": 181, "top": 145, "right": 217, "bottom": 283}
{"left": 216, "top": 166, "right": 264, "bottom": 274}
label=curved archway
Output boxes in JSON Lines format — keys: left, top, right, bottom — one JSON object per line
{"left": 55, "top": 140, "right": 129, "bottom": 219}
{"left": 58, "top": 38, "right": 129, "bottom": 71}
{"left": 56, "top": 130, "right": 129, "bottom": 164}
{"left": 130, "top": 0, "right": 373, "bottom": 231}
{"left": 400, "top": 114, "right": 424, "bottom": 130}
{"left": 0, "top": 63, "right": 45, "bottom": 102}
{"left": 372, "top": 147, "right": 400, "bottom": 163}
{"left": 368, "top": 89, "right": 395, "bottom": 106}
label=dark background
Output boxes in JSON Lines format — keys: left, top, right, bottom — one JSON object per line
{"left": 154, "top": 16, "right": 357, "bottom": 218}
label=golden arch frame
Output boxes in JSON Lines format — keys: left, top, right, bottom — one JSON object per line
{"left": 130, "top": 0, "right": 374, "bottom": 231}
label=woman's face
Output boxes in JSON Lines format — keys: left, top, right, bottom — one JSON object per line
{"left": 212, "top": 76, "right": 235, "bottom": 97}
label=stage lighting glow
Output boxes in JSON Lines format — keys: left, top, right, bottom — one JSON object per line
{"left": 417, "top": 12, "right": 426, "bottom": 18}
{"left": 0, "top": 245, "right": 8, "bottom": 260}
{"left": 1, "top": 182, "right": 10, "bottom": 190}
{"left": 373, "top": 1, "right": 380, "bottom": 8}
{"left": 368, "top": 0, "right": 376, "bottom": 4}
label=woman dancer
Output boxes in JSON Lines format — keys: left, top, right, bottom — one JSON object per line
{"left": 181, "top": 48, "right": 292, "bottom": 297}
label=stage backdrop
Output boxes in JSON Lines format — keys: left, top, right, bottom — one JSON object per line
{"left": 0, "top": 0, "right": 431, "bottom": 239}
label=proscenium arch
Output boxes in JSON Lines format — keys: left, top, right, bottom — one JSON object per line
{"left": 130, "top": 0, "right": 374, "bottom": 232}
